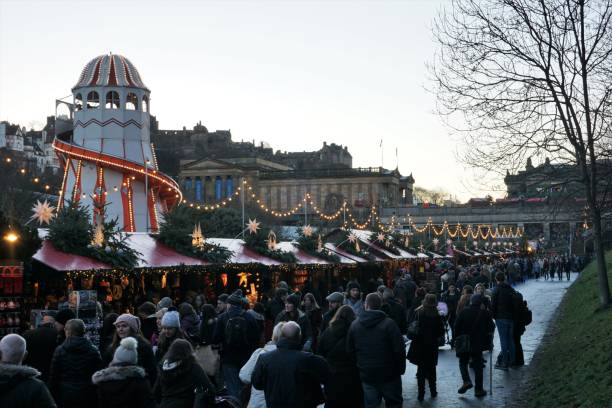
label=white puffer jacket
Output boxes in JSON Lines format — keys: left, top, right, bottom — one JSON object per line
{"left": 239, "top": 343, "right": 277, "bottom": 408}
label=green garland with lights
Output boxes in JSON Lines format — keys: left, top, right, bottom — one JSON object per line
{"left": 47, "top": 202, "right": 140, "bottom": 269}
{"left": 243, "top": 227, "right": 297, "bottom": 263}
{"left": 295, "top": 228, "right": 340, "bottom": 263}
{"left": 156, "top": 205, "right": 233, "bottom": 264}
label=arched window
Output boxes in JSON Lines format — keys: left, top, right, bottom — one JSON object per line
{"left": 142, "top": 95, "right": 149, "bottom": 112}
{"left": 126, "top": 92, "right": 138, "bottom": 110}
{"left": 87, "top": 91, "right": 99, "bottom": 109}
{"left": 225, "top": 176, "right": 233, "bottom": 197}
{"left": 195, "top": 177, "right": 203, "bottom": 202}
{"left": 75, "top": 94, "right": 83, "bottom": 111}
{"left": 215, "top": 176, "right": 223, "bottom": 200}
{"left": 105, "top": 91, "right": 120, "bottom": 109}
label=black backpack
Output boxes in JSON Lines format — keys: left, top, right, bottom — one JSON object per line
{"left": 224, "top": 313, "right": 249, "bottom": 348}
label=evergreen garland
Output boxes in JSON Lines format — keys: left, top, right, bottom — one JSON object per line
{"left": 368, "top": 230, "right": 402, "bottom": 255}
{"left": 295, "top": 228, "right": 340, "bottom": 263}
{"left": 338, "top": 230, "right": 377, "bottom": 261}
{"left": 243, "top": 226, "right": 297, "bottom": 263}
{"left": 156, "top": 205, "right": 233, "bottom": 264}
{"left": 47, "top": 202, "right": 141, "bottom": 268}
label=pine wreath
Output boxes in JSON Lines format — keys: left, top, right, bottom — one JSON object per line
{"left": 156, "top": 205, "right": 233, "bottom": 264}
{"left": 295, "top": 228, "right": 340, "bottom": 263}
{"left": 243, "top": 226, "right": 297, "bottom": 263}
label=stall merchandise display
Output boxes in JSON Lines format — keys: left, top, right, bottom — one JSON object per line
{"left": 0, "top": 262, "right": 24, "bottom": 338}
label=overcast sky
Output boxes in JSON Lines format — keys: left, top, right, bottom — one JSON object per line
{"left": 0, "top": 0, "right": 505, "bottom": 202}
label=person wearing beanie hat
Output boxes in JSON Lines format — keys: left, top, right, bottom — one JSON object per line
{"left": 321, "top": 292, "right": 345, "bottom": 333}
{"left": 274, "top": 293, "right": 313, "bottom": 351}
{"left": 137, "top": 302, "right": 158, "bottom": 344}
{"left": 157, "top": 297, "right": 173, "bottom": 311}
{"left": 155, "top": 311, "right": 185, "bottom": 363}
{"left": 92, "top": 337, "right": 155, "bottom": 408}
{"left": 216, "top": 293, "right": 229, "bottom": 314}
{"left": 344, "top": 281, "right": 365, "bottom": 318}
{"left": 104, "top": 313, "right": 157, "bottom": 387}
{"left": 454, "top": 291, "right": 495, "bottom": 398}
{"left": 54, "top": 309, "right": 75, "bottom": 344}
{"left": 212, "top": 290, "right": 260, "bottom": 399}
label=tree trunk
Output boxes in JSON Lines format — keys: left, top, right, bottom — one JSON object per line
{"left": 590, "top": 208, "right": 611, "bottom": 308}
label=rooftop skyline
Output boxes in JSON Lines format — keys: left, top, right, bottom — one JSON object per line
{"left": 0, "top": 0, "right": 505, "bottom": 201}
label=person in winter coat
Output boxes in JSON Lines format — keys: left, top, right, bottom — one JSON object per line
{"left": 54, "top": 309, "right": 75, "bottom": 345}
{"left": 456, "top": 285, "right": 474, "bottom": 316}
{"left": 213, "top": 290, "right": 260, "bottom": 399}
{"left": 410, "top": 287, "right": 427, "bottom": 320}
{"left": 0, "top": 334, "right": 56, "bottom": 408}
{"left": 252, "top": 322, "right": 331, "bottom": 408}
{"left": 454, "top": 294, "right": 495, "bottom": 398}
{"left": 48, "top": 319, "right": 102, "bottom": 408}
{"left": 513, "top": 294, "right": 531, "bottom": 367}
{"left": 406, "top": 294, "right": 445, "bottom": 401}
{"left": 155, "top": 311, "right": 185, "bottom": 363}
{"left": 154, "top": 339, "right": 215, "bottom": 408}
{"left": 381, "top": 288, "right": 408, "bottom": 335}
{"left": 239, "top": 322, "right": 285, "bottom": 408}
{"left": 91, "top": 337, "right": 155, "bottom": 408}
{"left": 99, "top": 313, "right": 118, "bottom": 357}
{"left": 137, "top": 302, "right": 158, "bottom": 344}
{"left": 22, "top": 314, "right": 59, "bottom": 382}
{"left": 320, "top": 292, "right": 344, "bottom": 334}
{"left": 199, "top": 304, "right": 217, "bottom": 346}
{"left": 344, "top": 281, "right": 365, "bottom": 318}
{"left": 317, "top": 305, "right": 363, "bottom": 408}
{"left": 491, "top": 272, "right": 517, "bottom": 369}
{"left": 265, "top": 288, "right": 288, "bottom": 323}
{"left": 441, "top": 284, "right": 460, "bottom": 347}
{"left": 302, "top": 293, "right": 323, "bottom": 352}
{"left": 347, "top": 293, "right": 406, "bottom": 408}
{"left": 275, "top": 293, "right": 314, "bottom": 351}
{"left": 178, "top": 303, "right": 201, "bottom": 344}
{"left": 103, "top": 313, "right": 157, "bottom": 386}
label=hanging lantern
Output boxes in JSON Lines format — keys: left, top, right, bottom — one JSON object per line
{"left": 221, "top": 273, "right": 228, "bottom": 287}
{"left": 190, "top": 223, "right": 205, "bottom": 249}
{"left": 316, "top": 234, "right": 324, "bottom": 253}
{"left": 267, "top": 230, "right": 277, "bottom": 250}
{"left": 355, "top": 239, "right": 361, "bottom": 252}
{"left": 91, "top": 222, "right": 105, "bottom": 248}
{"left": 404, "top": 234, "right": 410, "bottom": 248}
{"left": 161, "top": 272, "right": 167, "bottom": 289}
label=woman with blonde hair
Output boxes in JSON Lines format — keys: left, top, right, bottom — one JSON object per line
{"left": 239, "top": 322, "right": 285, "bottom": 408}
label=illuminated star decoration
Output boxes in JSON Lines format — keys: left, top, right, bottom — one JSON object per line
{"left": 432, "top": 238, "right": 440, "bottom": 249}
{"left": 348, "top": 232, "right": 358, "bottom": 243}
{"left": 376, "top": 232, "right": 386, "bottom": 242}
{"left": 31, "top": 200, "right": 55, "bottom": 225}
{"left": 190, "top": 223, "right": 205, "bottom": 249}
{"left": 446, "top": 239, "right": 452, "bottom": 245}
{"left": 237, "top": 272, "right": 252, "bottom": 287}
{"left": 246, "top": 218, "right": 261, "bottom": 235}
{"left": 303, "top": 225, "right": 313, "bottom": 238}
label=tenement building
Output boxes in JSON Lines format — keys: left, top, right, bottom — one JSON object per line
{"left": 173, "top": 124, "right": 414, "bottom": 212}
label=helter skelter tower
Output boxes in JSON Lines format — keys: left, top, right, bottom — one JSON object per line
{"left": 53, "top": 54, "right": 182, "bottom": 232}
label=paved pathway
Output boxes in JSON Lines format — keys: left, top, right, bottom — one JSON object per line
{"left": 400, "top": 273, "right": 577, "bottom": 407}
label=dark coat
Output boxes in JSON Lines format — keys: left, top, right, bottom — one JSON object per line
{"left": 317, "top": 320, "right": 363, "bottom": 407}
{"left": 346, "top": 310, "right": 406, "bottom": 384}
{"left": 266, "top": 297, "right": 285, "bottom": 322}
{"left": 320, "top": 308, "right": 337, "bottom": 334}
{"left": 491, "top": 282, "right": 516, "bottom": 320}
{"left": 22, "top": 323, "right": 58, "bottom": 381}
{"left": 275, "top": 310, "right": 313, "bottom": 350}
{"left": 393, "top": 278, "right": 417, "bottom": 308}
{"left": 48, "top": 336, "right": 102, "bottom": 408}
{"left": 141, "top": 316, "right": 158, "bottom": 343}
{"left": 0, "top": 363, "right": 56, "bottom": 408}
{"left": 103, "top": 335, "right": 157, "bottom": 386}
{"left": 92, "top": 364, "right": 156, "bottom": 408}
{"left": 252, "top": 338, "right": 331, "bottom": 408}
{"left": 441, "top": 290, "right": 460, "bottom": 318}
{"left": 180, "top": 313, "right": 201, "bottom": 344}
{"left": 454, "top": 305, "right": 495, "bottom": 354}
{"left": 381, "top": 298, "right": 408, "bottom": 335}
{"left": 406, "top": 306, "right": 444, "bottom": 367}
{"left": 153, "top": 357, "right": 214, "bottom": 408}
{"left": 212, "top": 305, "right": 260, "bottom": 367}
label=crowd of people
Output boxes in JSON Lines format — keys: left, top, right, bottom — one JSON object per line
{"left": 0, "top": 255, "right": 571, "bottom": 408}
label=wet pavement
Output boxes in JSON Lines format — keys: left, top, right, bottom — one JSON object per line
{"left": 400, "top": 273, "right": 577, "bottom": 407}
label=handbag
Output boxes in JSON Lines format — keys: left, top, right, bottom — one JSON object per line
{"left": 407, "top": 312, "right": 420, "bottom": 340}
{"left": 193, "top": 385, "right": 214, "bottom": 408}
{"left": 194, "top": 344, "right": 221, "bottom": 377}
{"left": 455, "top": 310, "right": 481, "bottom": 355}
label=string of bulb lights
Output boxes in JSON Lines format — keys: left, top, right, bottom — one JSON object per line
{"left": 2, "top": 156, "right": 525, "bottom": 236}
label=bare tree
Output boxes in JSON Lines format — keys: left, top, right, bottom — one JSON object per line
{"left": 433, "top": 0, "right": 612, "bottom": 307}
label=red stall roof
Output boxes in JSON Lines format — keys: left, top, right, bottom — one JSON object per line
{"left": 207, "top": 238, "right": 282, "bottom": 265}
{"left": 33, "top": 240, "right": 112, "bottom": 271}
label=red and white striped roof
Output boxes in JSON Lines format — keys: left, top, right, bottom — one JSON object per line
{"left": 73, "top": 54, "right": 148, "bottom": 91}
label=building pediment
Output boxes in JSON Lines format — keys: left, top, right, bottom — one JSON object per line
{"left": 180, "top": 158, "right": 239, "bottom": 171}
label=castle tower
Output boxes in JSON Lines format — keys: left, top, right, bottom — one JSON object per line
{"left": 53, "top": 54, "right": 182, "bottom": 232}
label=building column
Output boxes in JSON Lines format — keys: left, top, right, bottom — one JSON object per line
{"left": 543, "top": 222, "right": 551, "bottom": 241}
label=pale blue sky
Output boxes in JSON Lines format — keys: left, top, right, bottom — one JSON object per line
{"left": 0, "top": 0, "right": 504, "bottom": 201}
